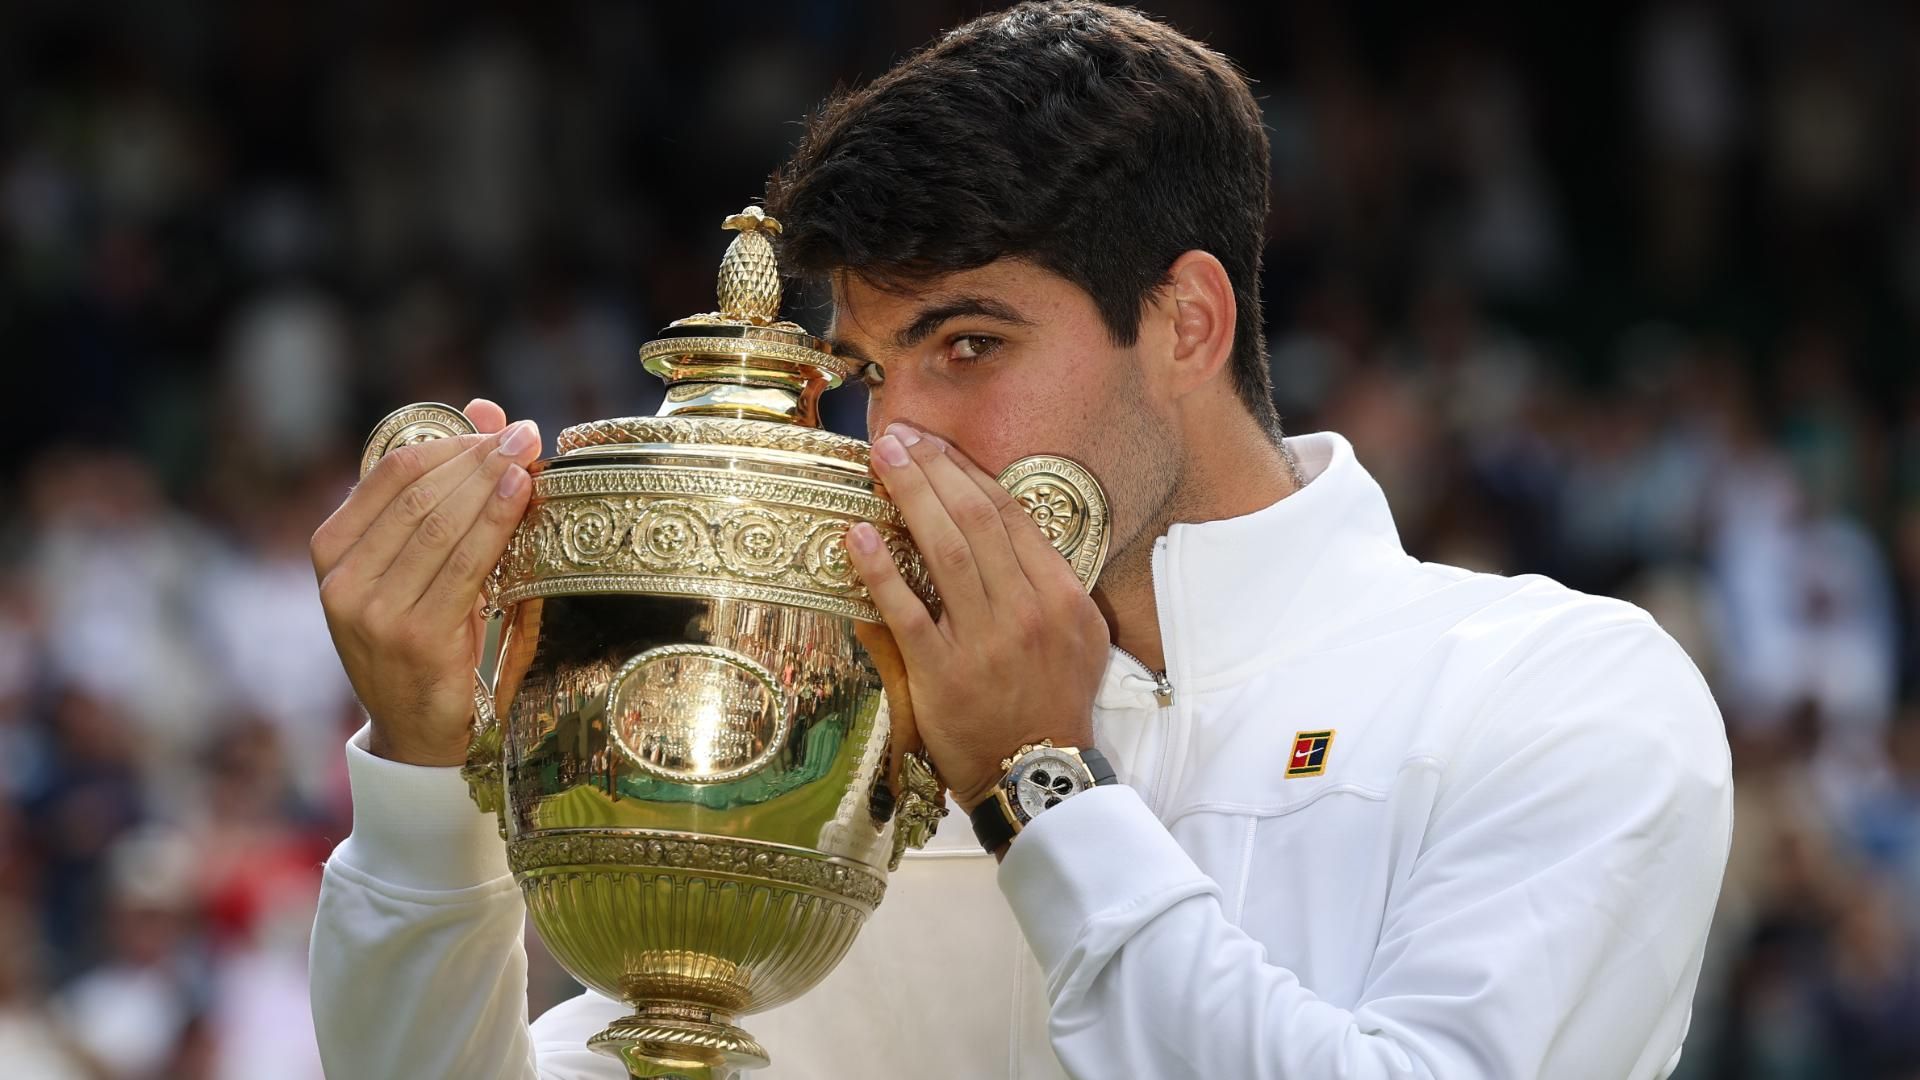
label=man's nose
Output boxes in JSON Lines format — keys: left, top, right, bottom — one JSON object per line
{"left": 865, "top": 406, "right": 901, "bottom": 442}
{"left": 866, "top": 410, "right": 956, "bottom": 445}
{"left": 866, "top": 399, "right": 936, "bottom": 444}
{"left": 864, "top": 369, "right": 959, "bottom": 443}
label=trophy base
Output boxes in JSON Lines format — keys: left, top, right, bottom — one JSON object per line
{"left": 590, "top": 1006, "right": 770, "bottom": 1080}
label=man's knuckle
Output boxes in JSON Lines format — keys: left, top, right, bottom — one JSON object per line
{"left": 317, "top": 571, "right": 355, "bottom": 616}
{"left": 897, "top": 607, "right": 939, "bottom": 643}
{"left": 309, "top": 524, "right": 338, "bottom": 573}
{"left": 955, "top": 497, "right": 999, "bottom": 533}
{"left": 1012, "top": 604, "right": 1046, "bottom": 640}
{"left": 934, "top": 536, "right": 973, "bottom": 572}
{"left": 384, "top": 443, "right": 428, "bottom": 484}
{"left": 445, "top": 544, "right": 481, "bottom": 582}
{"left": 398, "top": 482, "right": 437, "bottom": 522}
{"left": 358, "top": 594, "right": 402, "bottom": 638}
{"left": 417, "top": 508, "right": 455, "bottom": 545}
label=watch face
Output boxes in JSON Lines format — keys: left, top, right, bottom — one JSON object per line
{"left": 1007, "top": 747, "right": 1092, "bottom": 821}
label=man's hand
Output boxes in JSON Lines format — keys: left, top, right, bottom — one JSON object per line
{"left": 311, "top": 399, "right": 541, "bottom": 766}
{"left": 846, "top": 422, "right": 1111, "bottom": 813}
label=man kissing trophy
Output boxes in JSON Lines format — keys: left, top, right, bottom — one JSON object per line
{"left": 310, "top": 5, "right": 1731, "bottom": 1078}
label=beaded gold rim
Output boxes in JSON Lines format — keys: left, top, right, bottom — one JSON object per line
{"left": 637, "top": 334, "right": 864, "bottom": 385}
{"left": 508, "top": 829, "right": 889, "bottom": 910}
{"left": 556, "top": 415, "right": 870, "bottom": 467}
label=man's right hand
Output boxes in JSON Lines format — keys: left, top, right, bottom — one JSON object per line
{"left": 311, "top": 398, "right": 541, "bottom": 767}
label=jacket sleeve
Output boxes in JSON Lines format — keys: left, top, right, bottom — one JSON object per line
{"left": 998, "top": 619, "right": 1734, "bottom": 1080}
{"left": 310, "top": 725, "right": 625, "bottom": 1080}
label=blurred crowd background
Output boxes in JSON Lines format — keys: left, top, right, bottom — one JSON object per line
{"left": 1, "top": 1, "right": 1917, "bottom": 1077}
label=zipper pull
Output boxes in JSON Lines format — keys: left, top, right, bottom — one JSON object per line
{"left": 1152, "top": 671, "right": 1175, "bottom": 707}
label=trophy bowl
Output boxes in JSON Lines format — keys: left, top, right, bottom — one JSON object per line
{"left": 358, "top": 209, "right": 1108, "bottom": 1080}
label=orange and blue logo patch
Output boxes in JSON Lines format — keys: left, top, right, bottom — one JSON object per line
{"left": 1286, "top": 729, "right": 1335, "bottom": 778}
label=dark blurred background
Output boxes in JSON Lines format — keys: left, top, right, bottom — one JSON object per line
{"left": 1, "top": 1, "right": 1917, "bottom": 1077}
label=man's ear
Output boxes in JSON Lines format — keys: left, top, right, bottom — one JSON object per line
{"left": 1161, "top": 250, "right": 1237, "bottom": 399}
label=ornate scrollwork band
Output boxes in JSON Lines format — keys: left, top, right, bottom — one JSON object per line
{"left": 509, "top": 831, "right": 889, "bottom": 910}
{"left": 496, "top": 463, "right": 933, "bottom": 621}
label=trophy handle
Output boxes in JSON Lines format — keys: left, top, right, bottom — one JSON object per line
{"left": 361, "top": 403, "right": 510, "bottom": 829}
{"left": 886, "top": 749, "right": 947, "bottom": 870}
{"left": 995, "top": 454, "right": 1111, "bottom": 594}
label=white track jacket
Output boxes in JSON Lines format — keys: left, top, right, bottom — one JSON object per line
{"left": 310, "top": 431, "right": 1734, "bottom": 1079}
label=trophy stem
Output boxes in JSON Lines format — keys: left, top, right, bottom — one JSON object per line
{"left": 590, "top": 1006, "right": 769, "bottom": 1080}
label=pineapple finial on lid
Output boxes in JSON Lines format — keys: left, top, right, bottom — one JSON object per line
{"left": 716, "top": 206, "right": 784, "bottom": 324}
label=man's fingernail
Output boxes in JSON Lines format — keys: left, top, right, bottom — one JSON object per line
{"left": 888, "top": 423, "right": 921, "bottom": 448}
{"left": 875, "top": 434, "right": 910, "bottom": 467}
{"left": 501, "top": 420, "right": 539, "bottom": 457}
{"left": 922, "top": 431, "right": 948, "bottom": 452}
{"left": 847, "top": 522, "right": 881, "bottom": 554}
{"left": 496, "top": 464, "right": 529, "bottom": 499}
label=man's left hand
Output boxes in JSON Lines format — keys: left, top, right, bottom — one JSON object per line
{"left": 846, "top": 422, "right": 1112, "bottom": 814}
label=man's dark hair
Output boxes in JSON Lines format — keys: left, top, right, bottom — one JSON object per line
{"left": 766, "top": 0, "right": 1279, "bottom": 436}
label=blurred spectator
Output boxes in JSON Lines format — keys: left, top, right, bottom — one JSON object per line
{"left": 0, "top": 901, "right": 95, "bottom": 1080}
{"left": 55, "top": 826, "right": 205, "bottom": 1079}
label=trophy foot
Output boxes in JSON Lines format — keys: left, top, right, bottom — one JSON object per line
{"left": 590, "top": 1006, "right": 770, "bottom": 1080}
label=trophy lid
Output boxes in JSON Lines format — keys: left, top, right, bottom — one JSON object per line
{"left": 619, "top": 206, "right": 863, "bottom": 432}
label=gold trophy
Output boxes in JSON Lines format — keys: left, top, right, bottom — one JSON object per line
{"left": 358, "top": 208, "right": 1109, "bottom": 1080}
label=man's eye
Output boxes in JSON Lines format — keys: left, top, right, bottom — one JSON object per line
{"left": 948, "top": 335, "right": 1001, "bottom": 363}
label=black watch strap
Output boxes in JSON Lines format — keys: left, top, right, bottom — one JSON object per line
{"left": 970, "top": 792, "right": 1018, "bottom": 853}
{"left": 1082, "top": 747, "right": 1118, "bottom": 787}
{"left": 970, "top": 746, "right": 1119, "bottom": 853}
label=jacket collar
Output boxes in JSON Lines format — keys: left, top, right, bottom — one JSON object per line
{"left": 1097, "top": 431, "right": 1414, "bottom": 706}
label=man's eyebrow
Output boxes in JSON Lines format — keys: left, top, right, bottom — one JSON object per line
{"left": 892, "top": 296, "right": 1035, "bottom": 349}
{"left": 825, "top": 295, "right": 1034, "bottom": 363}
{"left": 827, "top": 334, "right": 873, "bottom": 366}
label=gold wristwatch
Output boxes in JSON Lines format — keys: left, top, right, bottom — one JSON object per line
{"left": 969, "top": 740, "right": 1118, "bottom": 852}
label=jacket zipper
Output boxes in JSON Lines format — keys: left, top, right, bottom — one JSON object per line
{"left": 1105, "top": 535, "right": 1179, "bottom": 817}
{"left": 1113, "top": 646, "right": 1175, "bottom": 706}
{"left": 1145, "top": 533, "right": 1181, "bottom": 816}
{"left": 1122, "top": 533, "right": 1177, "bottom": 705}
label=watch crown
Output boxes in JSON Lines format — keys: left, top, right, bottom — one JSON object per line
{"left": 1000, "top": 738, "right": 1055, "bottom": 774}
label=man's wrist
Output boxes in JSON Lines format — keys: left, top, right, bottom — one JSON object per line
{"left": 951, "top": 729, "right": 1097, "bottom": 814}
{"left": 953, "top": 773, "right": 1007, "bottom": 816}
{"left": 367, "top": 721, "right": 470, "bottom": 768}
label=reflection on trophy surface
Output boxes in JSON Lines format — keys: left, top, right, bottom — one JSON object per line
{"left": 358, "top": 208, "right": 1108, "bottom": 1080}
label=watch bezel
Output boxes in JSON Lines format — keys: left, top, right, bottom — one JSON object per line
{"left": 995, "top": 742, "right": 1098, "bottom": 827}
